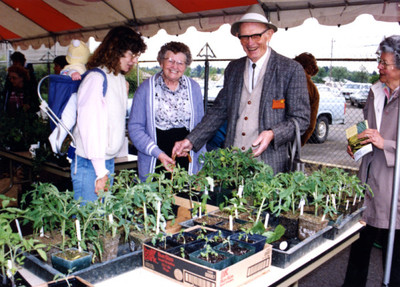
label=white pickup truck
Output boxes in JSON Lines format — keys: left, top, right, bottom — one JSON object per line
{"left": 310, "top": 85, "right": 346, "bottom": 143}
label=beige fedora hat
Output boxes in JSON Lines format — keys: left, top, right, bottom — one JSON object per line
{"left": 231, "top": 4, "right": 278, "bottom": 36}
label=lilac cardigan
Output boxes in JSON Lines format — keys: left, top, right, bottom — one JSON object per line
{"left": 128, "top": 73, "right": 206, "bottom": 182}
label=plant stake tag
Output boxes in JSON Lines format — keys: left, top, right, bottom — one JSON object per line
{"left": 238, "top": 185, "right": 244, "bottom": 199}
{"left": 40, "top": 226, "right": 44, "bottom": 237}
{"left": 321, "top": 214, "right": 326, "bottom": 222}
{"left": 229, "top": 215, "right": 233, "bottom": 231}
{"left": 299, "top": 198, "right": 305, "bottom": 215}
{"left": 75, "top": 219, "right": 82, "bottom": 252}
{"left": 206, "top": 177, "right": 214, "bottom": 192}
{"left": 15, "top": 219, "right": 23, "bottom": 240}
{"left": 264, "top": 213, "right": 269, "bottom": 229}
{"left": 7, "top": 260, "right": 12, "bottom": 278}
{"left": 199, "top": 206, "right": 202, "bottom": 218}
{"left": 234, "top": 204, "right": 238, "bottom": 219}
{"left": 346, "top": 199, "right": 349, "bottom": 211}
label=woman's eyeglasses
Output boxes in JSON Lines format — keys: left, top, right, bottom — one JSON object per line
{"left": 164, "top": 58, "right": 186, "bottom": 68}
{"left": 238, "top": 28, "right": 269, "bottom": 43}
{"left": 377, "top": 57, "right": 396, "bottom": 68}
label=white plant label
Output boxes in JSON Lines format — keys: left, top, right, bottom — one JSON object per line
{"left": 75, "top": 219, "right": 82, "bottom": 252}
{"left": 331, "top": 194, "right": 336, "bottom": 210}
{"left": 264, "top": 213, "right": 270, "bottom": 229}
{"left": 229, "top": 215, "right": 233, "bottom": 231}
{"left": 199, "top": 206, "right": 202, "bottom": 219}
{"left": 238, "top": 185, "right": 244, "bottom": 198}
{"left": 353, "top": 195, "right": 357, "bottom": 206}
{"left": 321, "top": 214, "right": 326, "bottom": 222}
{"left": 40, "top": 226, "right": 44, "bottom": 237}
{"left": 299, "top": 198, "right": 305, "bottom": 215}
{"left": 15, "top": 219, "right": 23, "bottom": 240}
{"left": 108, "top": 214, "right": 113, "bottom": 225}
{"left": 7, "top": 260, "right": 12, "bottom": 278}
{"left": 346, "top": 200, "right": 349, "bottom": 211}
{"left": 206, "top": 177, "right": 214, "bottom": 192}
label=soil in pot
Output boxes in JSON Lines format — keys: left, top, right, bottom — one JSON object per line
{"left": 231, "top": 232, "right": 267, "bottom": 253}
{"left": 214, "top": 240, "right": 255, "bottom": 263}
{"left": 298, "top": 214, "right": 329, "bottom": 240}
{"left": 189, "top": 248, "right": 233, "bottom": 270}
{"left": 172, "top": 232, "right": 197, "bottom": 245}
{"left": 168, "top": 241, "right": 205, "bottom": 260}
{"left": 215, "top": 220, "right": 244, "bottom": 232}
{"left": 279, "top": 212, "right": 299, "bottom": 239}
{"left": 193, "top": 215, "right": 224, "bottom": 227}
{"left": 51, "top": 248, "right": 92, "bottom": 274}
{"left": 149, "top": 237, "right": 179, "bottom": 251}
{"left": 212, "top": 210, "right": 254, "bottom": 221}
{"left": 99, "top": 233, "right": 121, "bottom": 262}
{"left": 128, "top": 230, "right": 152, "bottom": 251}
{"left": 187, "top": 227, "right": 216, "bottom": 240}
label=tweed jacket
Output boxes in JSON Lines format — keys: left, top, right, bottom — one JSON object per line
{"left": 187, "top": 49, "right": 310, "bottom": 173}
{"left": 359, "top": 83, "right": 400, "bottom": 229}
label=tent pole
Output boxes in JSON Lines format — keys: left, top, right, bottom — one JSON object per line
{"left": 382, "top": 93, "right": 400, "bottom": 286}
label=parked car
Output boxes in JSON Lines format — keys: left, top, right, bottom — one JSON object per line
{"left": 350, "top": 89, "right": 369, "bottom": 108}
{"left": 310, "top": 85, "right": 346, "bottom": 143}
{"left": 340, "top": 82, "right": 371, "bottom": 100}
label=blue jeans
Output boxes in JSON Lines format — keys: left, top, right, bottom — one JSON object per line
{"left": 71, "top": 155, "right": 114, "bottom": 202}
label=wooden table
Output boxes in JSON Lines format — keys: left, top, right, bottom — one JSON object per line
{"left": 0, "top": 149, "right": 137, "bottom": 194}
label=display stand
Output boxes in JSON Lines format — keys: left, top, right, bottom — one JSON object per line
{"left": 0, "top": 150, "right": 137, "bottom": 194}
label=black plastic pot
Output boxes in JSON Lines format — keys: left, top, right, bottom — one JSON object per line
{"left": 189, "top": 247, "right": 234, "bottom": 270}
{"left": 230, "top": 232, "right": 267, "bottom": 253}
{"left": 0, "top": 271, "right": 32, "bottom": 287}
{"left": 214, "top": 240, "right": 255, "bottom": 264}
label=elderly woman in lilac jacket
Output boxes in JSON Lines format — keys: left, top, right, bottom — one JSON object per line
{"left": 128, "top": 42, "right": 206, "bottom": 182}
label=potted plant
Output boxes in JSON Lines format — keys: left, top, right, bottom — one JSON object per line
{"left": 0, "top": 195, "right": 47, "bottom": 287}
{"left": 189, "top": 242, "right": 233, "bottom": 270}
{"left": 214, "top": 236, "right": 255, "bottom": 264}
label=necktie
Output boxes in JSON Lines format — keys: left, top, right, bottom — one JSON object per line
{"left": 252, "top": 63, "right": 256, "bottom": 89}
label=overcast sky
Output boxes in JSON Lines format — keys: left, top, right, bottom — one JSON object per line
{"left": 129, "top": 14, "right": 399, "bottom": 73}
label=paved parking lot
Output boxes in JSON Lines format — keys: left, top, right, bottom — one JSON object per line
{"left": 302, "top": 103, "right": 364, "bottom": 170}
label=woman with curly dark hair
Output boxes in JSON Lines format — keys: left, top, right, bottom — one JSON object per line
{"left": 72, "top": 26, "right": 146, "bottom": 202}
{"left": 294, "top": 52, "right": 320, "bottom": 146}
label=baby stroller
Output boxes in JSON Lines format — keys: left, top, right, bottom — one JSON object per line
{"left": 37, "top": 74, "right": 80, "bottom": 158}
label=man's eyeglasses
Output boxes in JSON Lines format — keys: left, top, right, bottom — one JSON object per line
{"left": 164, "top": 58, "right": 186, "bottom": 68}
{"left": 377, "top": 57, "right": 396, "bottom": 68}
{"left": 238, "top": 28, "right": 269, "bottom": 43}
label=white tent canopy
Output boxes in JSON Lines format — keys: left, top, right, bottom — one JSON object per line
{"left": 0, "top": 0, "right": 399, "bottom": 50}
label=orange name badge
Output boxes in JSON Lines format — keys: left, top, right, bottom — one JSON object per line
{"left": 272, "top": 99, "right": 285, "bottom": 109}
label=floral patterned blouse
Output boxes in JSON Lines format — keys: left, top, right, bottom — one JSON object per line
{"left": 154, "top": 73, "right": 191, "bottom": 130}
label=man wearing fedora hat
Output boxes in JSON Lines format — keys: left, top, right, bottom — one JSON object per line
{"left": 172, "top": 4, "right": 309, "bottom": 174}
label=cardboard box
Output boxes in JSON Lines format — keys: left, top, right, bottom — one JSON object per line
{"left": 142, "top": 236, "right": 271, "bottom": 287}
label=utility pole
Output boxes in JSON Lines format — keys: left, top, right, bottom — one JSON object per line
{"left": 330, "top": 38, "right": 335, "bottom": 82}
{"left": 197, "top": 43, "right": 216, "bottom": 113}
